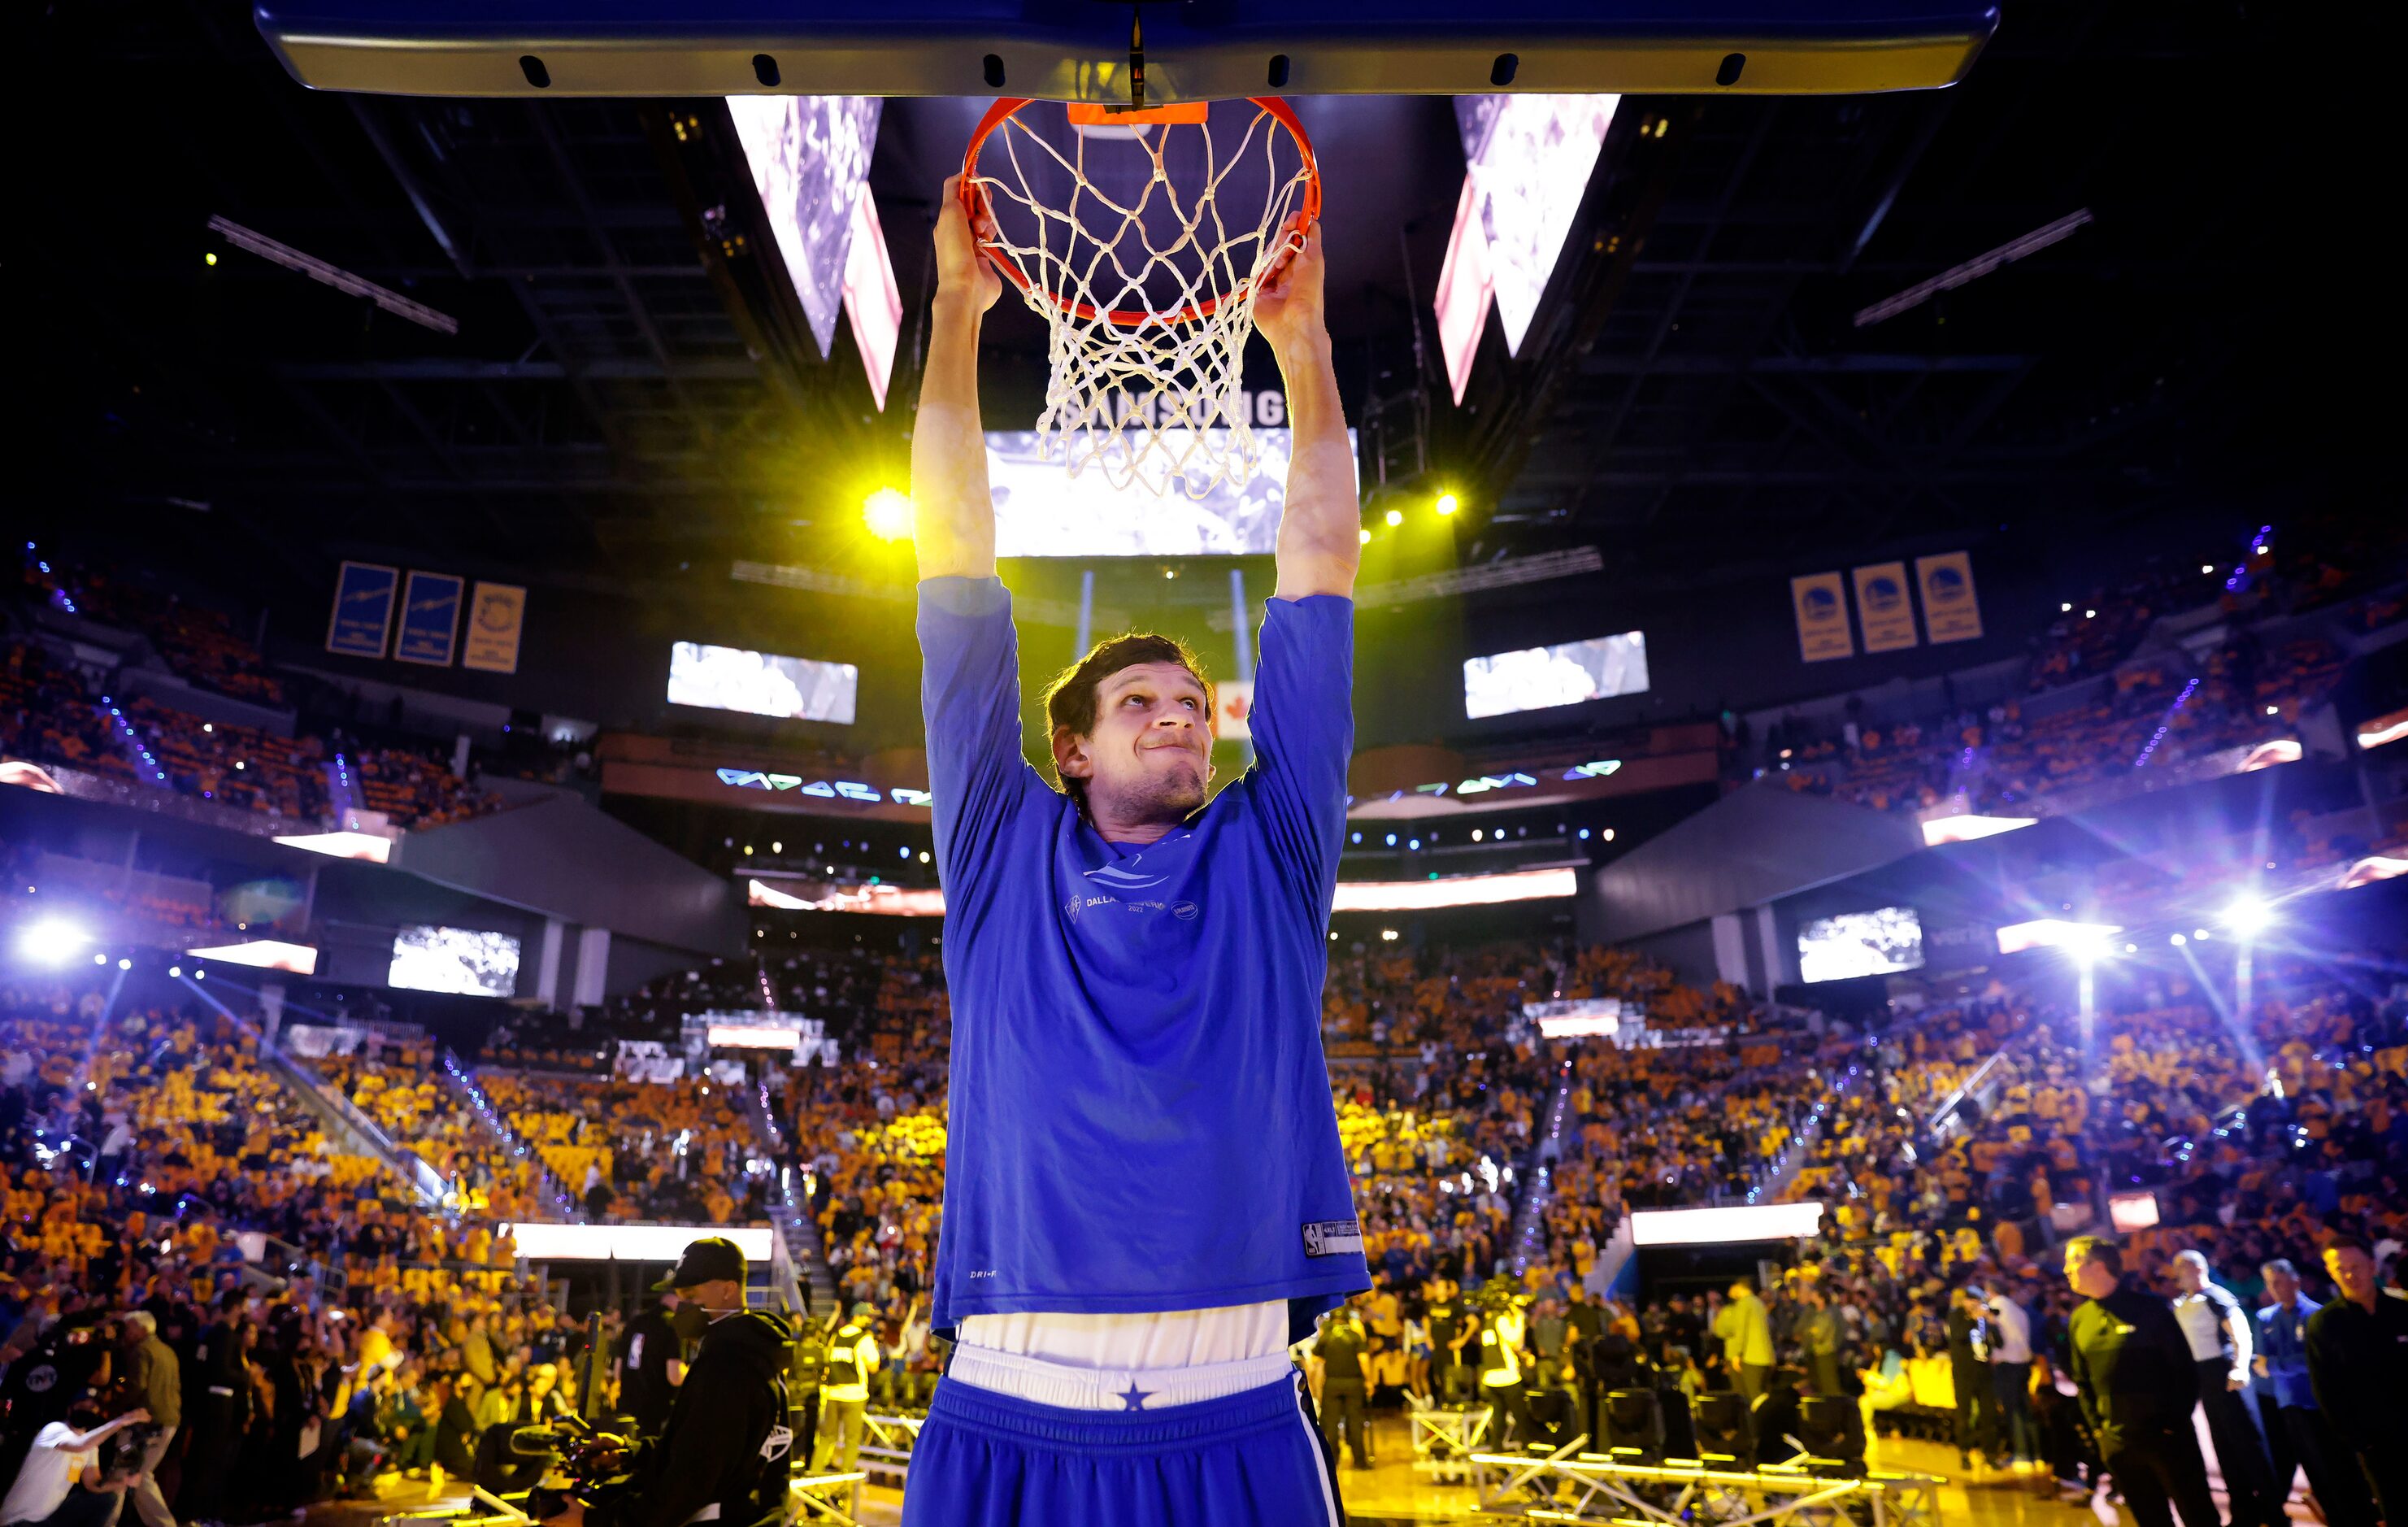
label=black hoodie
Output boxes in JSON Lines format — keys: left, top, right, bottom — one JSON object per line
{"left": 598, "top": 1309, "right": 793, "bottom": 1527}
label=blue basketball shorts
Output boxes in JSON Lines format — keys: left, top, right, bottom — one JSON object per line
{"left": 897, "top": 1368, "right": 1344, "bottom": 1527}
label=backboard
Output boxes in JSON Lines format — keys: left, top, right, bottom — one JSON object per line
{"left": 255, "top": 0, "right": 1998, "bottom": 100}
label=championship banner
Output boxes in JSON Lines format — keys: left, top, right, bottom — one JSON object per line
{"left": 1789, "top": 572, "right": 1854, "bottom": 663}
{"left": 326, "top": 561, "right": 398, "bottom": 659}
{"left": 395, "top": 571, "right": 464, "bottom": 666}
{"left": 1915, "top": 550, "right": 1984, "bottom": 644}
{"left": 461, "top": 581, "right": 527, "bottom": 674}
{"left": 1852, "top": 562, "right": 1919, "bottom": 653}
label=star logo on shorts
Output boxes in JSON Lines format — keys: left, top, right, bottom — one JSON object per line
{"left": 1116, "top": 1381, "right": 1153, "bottom": 1412}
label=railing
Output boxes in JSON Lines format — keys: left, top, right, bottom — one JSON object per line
{"left": 268, "top": 1046, "right": 450, "bottom": 1204}
{"left": 440, "top": 1048, "right": 589, "bottom": 1224}
{"left": 741, "top": 1076, "right": 836, "bottom": 1314}
{"left": 1505, "top": 1057, "right": 1576, "bottom": 1281}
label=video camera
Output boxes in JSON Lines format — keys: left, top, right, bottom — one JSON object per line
{"left": 507, "top": 1415, "right": 635, "bottom": 1520}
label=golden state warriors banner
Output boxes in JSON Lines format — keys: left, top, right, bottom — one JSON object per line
{"left": 1915, "top": 551, "right": 1984, "bottom": 644}
{"left": 1852, "top": 562, "right": 1919, "bottom": 653}
{"left": 396, "top": 571, "right": 464, "bottom": 666}
{"left": 326, "top": 562, "right": 398, "bottom": 659}
{"left": 1790, "top": 572, "right": 1854, "bottom": 663}
{"left": 461, "top": 581, "right": 527, "bottom": 674}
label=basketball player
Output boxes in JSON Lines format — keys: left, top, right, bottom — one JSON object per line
{"left": 898, "top": 174, "right": 1366, "bottom": 1525}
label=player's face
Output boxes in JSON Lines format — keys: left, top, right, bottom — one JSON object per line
{"left": 1069, "top": 662, "right": 1215, "bottom": 822}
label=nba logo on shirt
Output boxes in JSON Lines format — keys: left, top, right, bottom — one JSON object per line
{"left": 1302, "top": 1219, "right": 1363, "bottom": 1258}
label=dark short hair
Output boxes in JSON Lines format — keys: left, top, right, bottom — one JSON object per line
{"left": 2323, "top": 1238, "right": 2372, "bottom": 1259}
{"left": 2260, "top": 1258, "right": 2298, "bottom": 1280}
{"left": 2065, "top": 1236, "right": 2122, "bottom": 1276}
{"left": 1040, "top": 633, "right": 1215, "bottom": 809}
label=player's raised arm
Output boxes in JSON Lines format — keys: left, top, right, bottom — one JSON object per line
{"left": 1254, "top": 221, "right": 1359, "bottom": 603}
{"left": 912, "top": 173, "right": 1003, "bottom": 583}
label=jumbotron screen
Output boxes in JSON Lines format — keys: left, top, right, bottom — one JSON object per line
{"left": 388, "top": 924, "right": 521, "bottom": 998}
{"left": 1796, "top": 907, "right": 1927, "bottom": 983}
{"left": 1463, "top": 632, "right": 1649, "bottom": 719}
{"left": 667, "top": 642, "right": 858, "bottom": 725}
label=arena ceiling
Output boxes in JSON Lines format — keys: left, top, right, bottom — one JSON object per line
{"left": 22, "top": 2, "right": 2368, "bottom": 599}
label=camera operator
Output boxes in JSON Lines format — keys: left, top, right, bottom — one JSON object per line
{"left": 545, "top": 1239, "right": 791, "bottom": 1527}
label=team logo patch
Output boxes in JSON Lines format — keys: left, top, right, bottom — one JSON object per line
{"left": 1171, "top": 900, "right": 1199, "bottom": 920}
{"left": 1301, "top": 1219, "right": 1363, "bottom": 1258}
{"left": 759, "top": 1425, "right": 792, "bottom": 1463}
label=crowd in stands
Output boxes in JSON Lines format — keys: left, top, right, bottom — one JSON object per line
{"left": 0, "top": 977, "right": 667, "bottom": 1525}
{"left": 20, "top": 559, "right": 285, "bottom": 710}
{"left": 8, "top": 552, "right": 499, "bottom": 832}
{"left": 1735, "top": 520, "right": 2401, "bottom": 822}
{"left": 483, "top": 1072, "right": 772, "bottom": 1227}
{"left": 2, "top": 894, "right": 2401, "bottom": 1523}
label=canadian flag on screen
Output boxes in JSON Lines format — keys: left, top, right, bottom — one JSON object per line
{"left": 842, "top": 183, "right": 902, "bottom": 410}
{"left": 1215, "top": 678, "right": 1254, "bottom": 742}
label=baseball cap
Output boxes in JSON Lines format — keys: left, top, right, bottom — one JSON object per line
{"left": 849, "top": 1300, "right": 876, "bottom": 1320}
{"left": 652, "top": 1236, "right": 747, "bottom": 1292}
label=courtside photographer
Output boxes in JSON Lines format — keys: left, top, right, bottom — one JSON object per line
{"left": 541, "top": 1238, "right": 792, "bottom": 1527}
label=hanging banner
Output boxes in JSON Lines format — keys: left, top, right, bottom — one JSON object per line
{"left": 1852, "top": 562, "right": 1919, "bottom": 653}
{"left": 462, "top": 581, "right": 527, "bottom": 674}
{"left": 326, "top": 561, "right": 399, "bottom": 659}
{"left": 1915, "top": 551, "right": 1984, "bottom": 644}
{"left": 1789, "top": 572, "right": 1854, "bottom": 663}
{"left": 395, "top": 571, "right": 464, "bottom": 666}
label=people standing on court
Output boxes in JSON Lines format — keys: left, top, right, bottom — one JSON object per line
{"left": 811, "top": 1302, "right": 881, "bottom": 1475}
{"left": 2062, "top": 1238, "right": 2218, "bottom": 1527}
{"left": 1424, "top": 1280, "right": 1476, "bottom": 1405}
{"left": 1307, "top": 1306, "right": 1372, "bottom": 1469}
{"left": 1979, "top": 1282, "right": 2037, "bottom": 1474}
{"left": 1944, "top": 1285, "right": 1996, "bottom": 1473}
{"left": 176, "top": 1293, "right": 249, "bottom": 1527}
{"left": 113, "top": 1312, "right": 179, "bottom": 1527}
{"left": 1712, "top": 1281, "right": 1774, "bottom": 1403}
{"left": 613, "top": 1294, "right": 685, "bottom": 1436}
{"left": 2253, "top": 1259, "right": 2374, "bottom": 1527}
{"left": 2304, "top": 1240, "right": 2408, "bottom": 1525}
{"left": 2168, "top": 1250, "right": 2282, "bottom": 1527}
{"left": 1794, "top": 1286, "right": 1843, "bottom": 1399}
{"left": 1476, "top": 1290, "right": 1536, "bottom": 1447}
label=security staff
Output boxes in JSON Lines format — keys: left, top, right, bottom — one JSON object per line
{"left": 2254, "top": 1259, "right": 2373, "bottom": 1527}
{"left": 2062, "top": 1238, "right": 2215, "bottom": 1527}
{"left": 548, "top": 1238, "right": 792, "bottom": 1527}
{"left": 2304, "top": 1241, "right": 2408, "bottom": 1525}
{"left": 1310, "top": 1306, "right": 1372, "bottom": 1469}
{"left": 614, "top": 1296, "right": 685, "bottom": 1436}
{"left": 2169, "top": 1251, "right": 2280, "bottom": 1527}
{"left": 177, "top": 1295, "right": 251, "bottom": 1527}
{"left": 809, "top": 1304, "right": 880, "bottom": 1474}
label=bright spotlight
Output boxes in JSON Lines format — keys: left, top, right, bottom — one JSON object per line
{"left": 1435, "top": 492, "right": 1459, "bottom": 517}
{"left": 17, "top": 919, "right": 89, "bottom": 967}
{"left": 1384, "top": 507, "right": 1404, "bottom": 528}
{"left": 1358, "top": 528, "right": 1371, "bottom": 545}
{"left": 117, "top": 958, "right": 132, "bottom": 971}
{"left": 862, "top": 487, "right": 914, "bottom": 541}
{"left": 2223, "top": 897, "right": 2274, "bottom": 937}
{"left": 168, "top": 966, "right": 181, "bottom": 977}
{"left": 2170, "top": 933, "right": 2188, "bottom": 947}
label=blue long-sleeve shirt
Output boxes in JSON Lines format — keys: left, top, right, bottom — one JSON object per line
{"left": 2254, "top": 1294, "right": 2319, "bottom": 1410}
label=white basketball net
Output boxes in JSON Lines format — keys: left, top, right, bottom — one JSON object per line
{"left": 971, "top": 103, "right": 1315, "bottom": 499}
